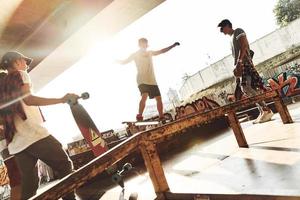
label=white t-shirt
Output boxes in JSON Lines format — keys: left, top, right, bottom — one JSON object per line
{"left": 8, "top": 70, "right": 50, "bottom": 154}
{"left": 133, "top": 49, "right": 157, "bottom": 85}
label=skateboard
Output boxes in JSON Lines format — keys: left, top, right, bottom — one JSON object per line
{"left": 122, "top": 115, "right": 172, "bottom": 135}
{"left": 122, "top": 120, "right": 163, "bottom": 136}
{"left": 111, "top": 163, "right": 138, "bottom": 200}
{"left": 68, "top": 92, "right": 108, "bottom": 157}
{"left": 122, "top": 120, "right": 161, "bottom": 126}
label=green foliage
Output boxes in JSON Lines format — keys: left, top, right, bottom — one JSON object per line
{"left": 274, "top": 0, "right": 300, "bottom": 27}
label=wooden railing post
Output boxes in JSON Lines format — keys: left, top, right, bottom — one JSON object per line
{"left": 227, "top": 111, "right": 248, "bottom": 148}
{"left": 139, "top": 139, "right": 169, "bottom": 200}
{"left": 273, "top": 94, "right": 293, "bottom": 124}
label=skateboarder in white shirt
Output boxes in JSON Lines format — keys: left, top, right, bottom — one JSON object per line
{"left": 118, "top": 38, "right": 180, "bottom": 122}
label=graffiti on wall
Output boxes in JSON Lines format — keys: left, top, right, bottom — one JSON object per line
{"left": 0, "top": 161, "right": 9, "bottom": 186}
{"left": 175, "top": 96, "right": 220, "bottom": 119}
{"left": 265, "top": 63, "right": 300, "bottom": 97}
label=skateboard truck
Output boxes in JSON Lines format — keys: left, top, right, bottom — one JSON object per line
{"left": 112, "top": 163, "right": 132, "bottom": 188}
{"left": 67, "top": 92, "right": 89, "bottom": 105}
{"left": 111, "top": 163, "right": 138, "bottom": 200}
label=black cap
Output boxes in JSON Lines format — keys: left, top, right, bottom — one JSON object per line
{"left": 0, "top": 51, "right": 33, "bottom": 69}
{"left": 217, "top": 19, "right": 232, "bottom": 28}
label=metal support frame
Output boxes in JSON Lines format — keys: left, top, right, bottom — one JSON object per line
{"left": 31, "top": 91, "right": 294, "bottom": 199}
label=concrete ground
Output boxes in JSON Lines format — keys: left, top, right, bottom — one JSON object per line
{"left": 99, "top": 103, "right": 300, "bottom": 200}
{"left": 36, "top": 103, "right": 300, "bottom": 200}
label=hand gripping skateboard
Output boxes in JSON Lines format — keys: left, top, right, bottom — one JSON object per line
{"left": 68, "top": 92, "right": 108, "bottom": 156}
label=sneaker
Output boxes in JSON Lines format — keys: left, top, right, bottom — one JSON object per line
{"left": 136, "top": 114, "right": 143, "bottom": 121}
{"left": 252, "top": 112, "right": 262, "bottom": 124}
{"left": 258, "top": 110, "right": 274, "bottom": 123}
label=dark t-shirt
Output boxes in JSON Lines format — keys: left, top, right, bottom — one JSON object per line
{"left": 231, "top": 28, "right": 250, "bottom": 65}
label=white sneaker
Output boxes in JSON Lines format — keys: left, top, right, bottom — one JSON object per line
{"left": 258, "top": 110, "right": 274, "bottom": 123}
{"left": 253, "top": 112, "right": 262, "bottom": 124}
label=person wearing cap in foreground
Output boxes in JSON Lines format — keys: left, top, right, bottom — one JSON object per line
{"left": 218, "top": 19, "right": 273, "bottom": 124}
{"left": 118, "top": 38, "right": 180, "bottom": 122}
{"left": 0, "top": 51, "right": 78, "bottom": 199}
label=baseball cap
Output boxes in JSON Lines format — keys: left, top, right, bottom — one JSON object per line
{"left": 0, "top": 51, "right": 33, "bottom": 69}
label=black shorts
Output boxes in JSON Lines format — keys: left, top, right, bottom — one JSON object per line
{"left": 138, "top": 84, "right": 161, "bottom": 99}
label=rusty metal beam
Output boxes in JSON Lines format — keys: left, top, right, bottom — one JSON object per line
{"left": 30, "top": 134, "right": 141, "bottom": 199}
{"left": 31, "top": 91, "right": 294, "bottom": 199}
{"left": 227, "top": 111, "right": 248, "bottom": 147}
{"left": 140, "top": 140, "right": 169, "bottom": 199}
{"left": 273, "top": 95, "right": 293, "bottom": 124}
{"left": 145, "top": 91, "right": 281, "bottom": 143}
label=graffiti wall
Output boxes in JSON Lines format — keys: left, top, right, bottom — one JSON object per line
{"left": 0, "top": 159, "right": 10, "bottom": 200}
{"left": 175, "top": 96, "right": 220, "bottom": 119}
{"left": 0, "top": 160, "right": 9, "bottom": 186}
{"left": 265, "top": 61, "right": 300, "bottom": 97}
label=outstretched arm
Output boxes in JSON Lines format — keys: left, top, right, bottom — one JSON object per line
{"left": 21, "top": 84, "right": 78, "bottom": 106}
{"left": 117, "top": 54, "right": 134, "bottom": 65}
{"left": 151, "top": 42, "right": 180, "bottom": 56}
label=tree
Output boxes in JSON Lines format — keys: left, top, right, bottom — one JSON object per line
{"left": 273, "top": 0, "right": 300, "bottom": 27}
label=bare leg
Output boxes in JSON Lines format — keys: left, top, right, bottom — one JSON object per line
{"left": 155, "top": 96, "right": 164, "bottom": 118}
{"left": 138, "top": 93, "right": 148, "bottom": 116}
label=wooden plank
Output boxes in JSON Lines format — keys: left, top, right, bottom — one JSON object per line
{"left": 165, "top": 192, "right": 300, "bottom": 200}
{"left": 227, "top": 111, "right": 248, "bottom": 148}
{"left": 139, "top": 139, "right": 169, "bottom": 199}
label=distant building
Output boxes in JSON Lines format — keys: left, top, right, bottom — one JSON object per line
{"left": 143, "top": 101, "right": 174, "bottom": 119}
{"left": 167, "top": 88, "right": 181, "bottom": 108}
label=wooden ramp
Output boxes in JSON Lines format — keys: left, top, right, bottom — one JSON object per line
{"left": 31, "top": 91, "right": 300, "bottom": 200}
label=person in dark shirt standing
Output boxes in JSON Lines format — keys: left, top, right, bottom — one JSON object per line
{"left": 218, "top": 19, "right": 273, "bottom": 123}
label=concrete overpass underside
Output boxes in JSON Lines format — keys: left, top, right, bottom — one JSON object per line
{"left": 0, "top": 0, "right": 166, "bottom": 90}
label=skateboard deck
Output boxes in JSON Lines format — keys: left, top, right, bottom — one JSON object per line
{"left": 122, "top": 120, "right": 169, "bottom": 136}
{"left": 68, "top": 93, "right": 108, "bottom": 157}
{"left": 122, "top": 120, "right": 160, "bottom": 126}
{"left": 122, "top": 113, "right": 173, "bottom": 127}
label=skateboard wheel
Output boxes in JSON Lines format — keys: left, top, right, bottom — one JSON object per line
{"left": 81, "top": 92, "right": 89, "bottom": 99}
{"left": 122, "top": 163, "right": 132, "bottom": 172}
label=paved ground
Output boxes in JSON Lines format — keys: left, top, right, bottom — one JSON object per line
{"left": 36, "top": 103, "right": 300, "bottom": 200}
{"left": 99, "top": 103, "right": 300, "bottom": 200}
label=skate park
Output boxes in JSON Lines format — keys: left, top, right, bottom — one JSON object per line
{"left": 1, "top": 1, "right": 300, "bottom": 200}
